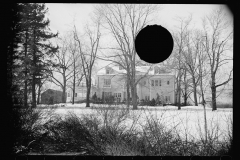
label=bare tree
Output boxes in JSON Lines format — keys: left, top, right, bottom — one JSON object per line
{"left": 202, "top": 6, "right": 233, "bottom": 111}
{"left": 195, "top": 29, "right": 210, "bottom": 143}
{"left": 47, "top": 36, "right": 75, "bottom": 103}
{"left": 67, "top": 35, "right": 84, "bottom": 104}
{"left": 95, "top": 4, "right": 159, "bottom": 109}
{"left": 73, "top": 20, "right": 101, "bottom": 107}
{"left": 181, "top": 64, "right": 192, "bottom": 106}
{"left": 172, "top": 15, "right": 192, "bottom": 109}
{"left": 182, "top": 27, "right": 205, "bottom": 106}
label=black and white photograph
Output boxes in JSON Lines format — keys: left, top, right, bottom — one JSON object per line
{"left": 7, "top": 3, "right": 233, "bottom": 157}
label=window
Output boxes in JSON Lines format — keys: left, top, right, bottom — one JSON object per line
{"left": 103, "top": 92, "right": 112, "bottom": 98}
{"left": 165, "top": 96, "right": 170, "bottom": 102}
{"left": 103, "top": 79, "right": 111, "bottom": 87}
{"left": 75, "top": 93, "right": 77, "bottom": 97}
{"left": 106, "top": 69, "right": 110, "bottom": 74}
{"left": 167, "top": 81, "right": 170, "bottom": 85}
{"left": 113, "top": 93, "right": 121, "bottom": 102}
{"left": 151, "top": 80, "right": 154, "bottom": 86}
{"left": 118, "top": 93, "right": 121, "bottom": 97}
{"left": 155, "top": 80, "right": 158, "bottom": 86}
{"left": 154, "top": 68, "right": 159, "bottom": 74}
{"left": 159, "top": 79, "right": 161, "bottom": 86}
{"left": 68, "top": 93, "right": 70, "bottom": 97}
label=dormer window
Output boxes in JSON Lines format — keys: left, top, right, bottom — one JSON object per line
{"left": 106, "top": 69, "right": 110, "bottom": 74}
{"left": 154, "top": 68, "right": 159, "bottom": 74}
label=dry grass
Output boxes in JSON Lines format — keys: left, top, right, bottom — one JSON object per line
{"left": 14, "top": 104, "right": 233, "bottom": 156}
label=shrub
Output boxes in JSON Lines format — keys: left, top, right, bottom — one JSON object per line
{"left": 217, "top": 103, "right": 232, "bottom": 108}
{"left": 104, "top": 96, "right": 115, "bottom": 104}
{"left": 39, "top": 113, "right": 105, "bottom": 155}
{"left": 15, "top": 103, "right": 233, "bottom": 156}
{"left": 92, "top": 93, "right": 97, "bottom": 104}
{"left": 150, "top": 98, "right": 156, "bottom": 106}
{"left": 13, "top": 107, "right": 56, "bottom": 155}
{"left": 75, "top": 99, "right": 94, "bottom": 104}
{"left": 139, "top": 99, "right": 145, "bottom": 106}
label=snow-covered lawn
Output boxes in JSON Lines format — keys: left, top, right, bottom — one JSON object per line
{"left": 37, "top": 103, "right": 232, "bottom": 142}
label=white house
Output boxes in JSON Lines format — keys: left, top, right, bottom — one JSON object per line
{"left": 95, "top": 64, "right": 176, "bottom": 104}
{"left": 66, "top": 77, "right": 97, "bottom": 103}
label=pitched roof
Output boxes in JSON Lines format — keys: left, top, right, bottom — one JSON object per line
{"left": 97, "top": 64, "right": 175, "bottom": 76}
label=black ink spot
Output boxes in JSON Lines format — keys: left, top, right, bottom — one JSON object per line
{"left": 135, "top": 25, "right": 174, "bottom": 64}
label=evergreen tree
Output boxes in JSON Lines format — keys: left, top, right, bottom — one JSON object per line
{"left": 7, "top": 3, "right": 23, "bottom": 107}
{"left": 6, "top": 3, "right": 23, "bottom": 155}
{"left": 19, "top": 3, "right": 58, "bottom": 108}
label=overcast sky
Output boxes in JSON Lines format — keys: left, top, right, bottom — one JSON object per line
{"left": 45, "top": 4, "right": 232, "bottom": 67}
{"left": 44, "top": 4, "right": 233, "bottom": 92}
{"left": 45, "top": 4, "right": 230, "bottom": 36}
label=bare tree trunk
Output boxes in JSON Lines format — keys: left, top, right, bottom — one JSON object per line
{"left": 72, "top": 88, "right": 75, "bottom": 104}
{"left": 177, "top": 85, "right": 181, "bottom": 109}
{"left": 62, "top": 76, "right": 66, "bottom": 103}
{"left": 177, "top": 70, "right": 182, "bottom": 110}
{"left": 193, "top": 82, "right": 198, "bottom": 106}
{"left": 183, "top": 90, "right": 187, "bottom": 106}
{"left": 132, "top": 85, "right": 137, "bottom": 110}
{"left": 211, "top": 78, "right": 217, "bottom": 111}
{"left": 37, "top": 82, "right": 41, "bottom": 104}
{"left": 72, "top": 60, "right": 76, "bottom": 105}
{"left": 126, "top": 79, "right": 130, "bottom": 107}
{"left": 86, "top": 83, "right": 91, "bottom": 107}
{"left": 183, "top": 68, "right": 187, "bottom": 106}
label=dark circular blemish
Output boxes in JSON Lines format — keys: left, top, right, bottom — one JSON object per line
{"left": 135, "top": 25, "right": 174, "bottom": 64}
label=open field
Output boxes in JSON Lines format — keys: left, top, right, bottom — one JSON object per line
{"left": 13, "top": 103, "right": 232, "bottom": 156}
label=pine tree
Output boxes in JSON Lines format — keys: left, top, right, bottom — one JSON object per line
{"left": 19, "top": 3, "right": 58, "bottom": 108}
{"left": 6, "top": 3, "right": 24, "bottom": 155}
{"left": 17, "top": 3, "right": 33, "bottom": 107}
{"left": 7, "top": 3, "right": 23, "bottom": 107}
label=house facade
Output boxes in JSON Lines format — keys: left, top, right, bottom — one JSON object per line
{"left": 95, "top": 65, "right": 176, "bottom": 104}
{"left": 66, "top": 79, "right": 97, "bottom": 103}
